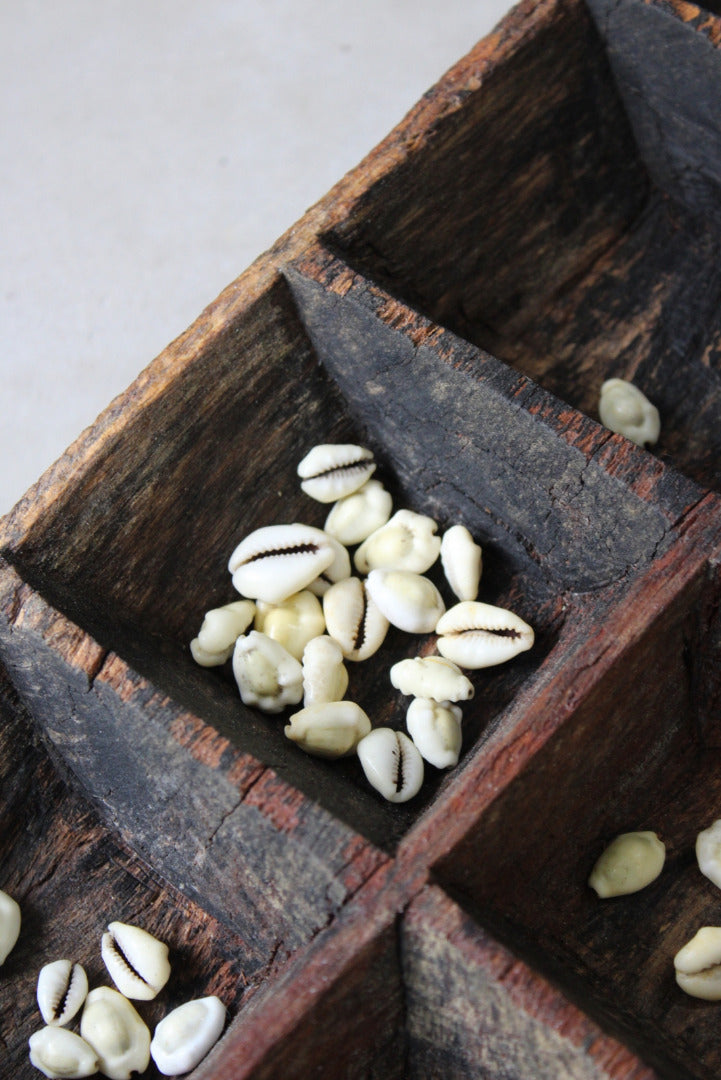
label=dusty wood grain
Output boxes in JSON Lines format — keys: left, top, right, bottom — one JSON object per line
{"left": 403, "top": 886, "right": 659, "bottom": 1080}
{"left": 0, "top": 664, "right": 253, "bottom": 1080}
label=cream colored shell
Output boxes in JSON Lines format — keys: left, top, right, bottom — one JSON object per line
{"left": 674, "top": 927, "right": 721, "bottom": 1000}
{"left": 285, "top": 701, "right": 371, "bottom": 759}
{"left": 365, "top": 569, "right": 445, "bottom": 634}
{"left": 323, "top": 479, "right": 393, "bottom": 545}
{"left": 150, "top": 996, "right": 226, "bottom": 1076}
{"left": 101, "top": 921, "right": 171, "bottom": 1001}
{"left": 232, "top": 631, "right": 304, "bottom": 713}
{"left": 588, "top": 831, "right": 665, "bottom": 898}
{"left": 80, "top": 987, "right": 151, "bottom": 1080}
{"left": 28, "top": 1026, "right": 99, "bottom": 1079}
{"left": 0, "top": 889, "right": 20, "bottom": 965}
{"left": 354, "top": 509, "right": 440, "bottom": 575}
{"left": 254, "top": 591, "right": 326, "bottom": 661}
{"left": 598, "top": 378, "right": 660, "bottom": 447}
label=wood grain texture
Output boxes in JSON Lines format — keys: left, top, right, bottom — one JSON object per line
{"left": 403, "top": 886, "right": 659, "bottom": 1080}
{"left": 2, "top": 0, "right": 721, "bottom": 1075}
{"left": 0, "top": 664, "right": 254, "bottom": 1080}
{"left": 587, "top": 0, "right": 721, "bottom": 219}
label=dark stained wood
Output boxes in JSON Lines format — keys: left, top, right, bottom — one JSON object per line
{"left": 0, "top": 664, "right": 253, "bottom": 1079}
{"left": 2, "top": 0, "right": 721, "bottom": 1076}
{"left": 587, "top": 1, "right": 721, "bottom": 220}
{"left": 403, "top": 886, "right": 659, "bottom": 1080}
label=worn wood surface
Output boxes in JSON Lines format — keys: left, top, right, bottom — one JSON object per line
{"left": 403, "top": 886, "right": 659, "bottom": 1080}
{"left": 0, "top": 665, "right": 254, "bottom": 1079}
{"left": 2, "top": 0, "right": 721, "bottom": 1076}
{"left": 587, "top": 0, "right": 721, "bottom": 220}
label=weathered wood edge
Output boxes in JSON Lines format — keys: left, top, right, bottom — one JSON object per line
{"left": 586, "top": 0, "right": 721, "bottom": 220}
{"left": 0, "top": 0, "right": 561, "bottom": 551}
{"left": 0, "top": 556, "right": 391, "bottom": 970}
{"left": 399, "top": 491, "right": 721, "bottom": 874}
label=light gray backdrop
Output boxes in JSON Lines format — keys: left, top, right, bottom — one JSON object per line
{"left": 1, "top": 1, "right": 516, "bottom": 514}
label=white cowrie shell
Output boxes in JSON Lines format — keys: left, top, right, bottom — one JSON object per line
{"left": 254, "top": 591, "right": 326, "bottom": 661}
{"left": 588, "top": 832, "right": 665, "bottom": 898}
{"left": 0, "top": 888, "right": 20, "bottom": 965}
{"left": 305, "top": 534, "right": 352, "bottom": 597}
{"left": 390, "top": 656, "right": 474, "bottom": 703}
{"left": 302, "top": 635, "right": 349, "bottom": 706}
{"left": 285, "top": 701, "right": 372, "bottom": 759}
{"left": 190, "top": 600, "right": 256, "bottom": 667}
{"left": 406, "top": 698, "right": 463, "bottom": 769}
{"left": 323, "top": 479, "right": 393, "bottom": 545}
{"left": 696, "top": 819, "right": 721, "bottom": 890}
{"left": 674, "top": 927, "right": 721, "bottom": 1000}
{"left": 150, "top": 996, "right": 226, "bottom": 1076}
{"left": 232, "top": 631, "right": 304, "bottom": 713}
{"left": 598, "top": 378, "right": 660, "bottom": 447}
{"left": 229, "top": 523, "right": 335, "bottom": 604}
{"left": 440, "top": 525, "right": 483, "bottom": 602}
{"left": 436, "top": 601, "right": 534, "bottom": 669}
{"left": 322, "top": 577, "right": 389, "bottom": 661}
{"left": 80, "top": 987, "right": 151, "bottom": 1080}
{"left": 365, "top": 569, "right": 445, "bottom": 634}
{"left": 354, "top": 509, "right": 441, "bottom": 574}
{"left": 28, "top": 1026, "right": 99, "bottom": 1079}
{"left": 37, "top": 960, "right": 88, "bottom": 1026}
{"left": 297, "top": 443, "right": 375, "bottom": 502}
{"left": 357, "top": 728, "right": 424, "bottom": 803}
{"left": 101, "top": 921, "right": 171, "bottom": 1000}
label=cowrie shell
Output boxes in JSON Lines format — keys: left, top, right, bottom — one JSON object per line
{"left": 306, "top": 534, "right": 352, "bottom": 597}
{"left": 354, "top": 509, "right": 440, "bottom": 574}
{"left": 190, "top": 600, "right": 256, "bottom": 667}
{"left": 229, "top": 523, "right": 335, "bottom": 604}
{"left": 588, "top": 831, "right": 665, "bottom": 898}
{"left": 254, "top": 591, "right": 326, "bottom": 661}
{"left": 435, "top": 601, "right": 534, "bottom": 669}
{"left": 674, "top": 927, "right": 721, "bottom": 1000}
{"left": 357, "top": 728, "right": 424, "bottom": 803}
{"left": 297, "top": 443, "right": 375, "bottom": 503}
{"left": 28, "top": 1026, "right": 99, "bottom": 1079}
{"left": 0, "top": 889, "right": 20, "bottom": 965}
{"left": 150, "top": 996, "right": 226, "bottom": 1076}
{"left": 322, "top": 577, "right": 389, "bottom": 661}
{"left": 323, "top": 479, "right": 393, "bottom": 545}
{"left": 37, "top": 959, "right": 88, "bottom": 1026}
{"left": 232, "top": 631, "right": 303, "bottom": 713}
{"left": 598, "top": 378, "right": 660, "bottom": 447}
{"left": 302, "top": 635, "right": 349, "bottom": 706}
{"left": 101, "top": 921, "right": 170, "bottom": 1001}
{"left": 696, "top": 819, "right": 721, "bottom": 890}
{"left": 365, "top": 569, "right": 445, "bottom": 634}
{"left": 80, "top": 986, "right": 151, "bottom": 1079}
{"left": 285, "top": 701, "right": 371, "bottom": 758}
{"left": 390, "top": 656, "right": 474, "bottom": 703}
{"left": 440, "top": 525, "right": 482, "bottom": 602}
{"left": 406, "top": 698, "right": 463, "bottom": 769}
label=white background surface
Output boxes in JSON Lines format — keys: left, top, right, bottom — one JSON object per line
{"left": 1, "top": 1, "right": 515, "bottom": 517}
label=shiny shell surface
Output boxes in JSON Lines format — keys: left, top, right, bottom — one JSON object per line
{"left": 229, "top": 523, "right": 335, "bottom": 604}
{"left": 150, "top": 996, "right": 226, "bottom": 1076}
{"left": 297, "top": 443, "right": 376, "bottom": 503}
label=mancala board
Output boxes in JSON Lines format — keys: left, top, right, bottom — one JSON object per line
{"left": 2, "top": 0, "right": 721, "bottom": 1076}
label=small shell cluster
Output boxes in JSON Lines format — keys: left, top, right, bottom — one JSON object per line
{"left": 191, "top": 442, "right": 534, "bottom": 803}
{"left": 23, "top": 912, "right": 225, "bottom": 1077}
{"left": 589, "top": 817, "right": 721, "bottom": 1002}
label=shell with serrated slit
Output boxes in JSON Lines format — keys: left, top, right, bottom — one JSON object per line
{"left": 101, "top": 921, "right": 170, "bottom": 1001}
{"left": 37, "top": 959, "right": 88, "bottom": 1026}
{"left": 435, "top": 601, "right": 534, "bottom": 669}
{"left": 322, "top": 577, "right": 389, "bottom": 661}
{"left": 229, "top": 523, "right": 335, "bottom": 605}
{"left": 357, "top": 728, "right": 424, "bottom": 803}
{"left": 297, "top": 444, "right": 375, "bottom": 503}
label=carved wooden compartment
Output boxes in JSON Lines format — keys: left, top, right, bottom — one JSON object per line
{"left": 2, "top": 1, "right": 721, "bottom": 1077}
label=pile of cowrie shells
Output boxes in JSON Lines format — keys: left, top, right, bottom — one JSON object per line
{"left": 2, "top": 897, "right": 227, "bottom": 1079}
{"left": 192, "top": 442, "right": 534, "bottom": 803}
